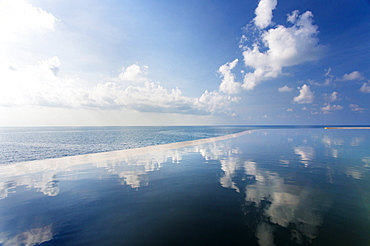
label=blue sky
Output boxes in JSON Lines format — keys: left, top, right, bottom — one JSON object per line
{"left": 0, "top": 0, "right": 369, "bottom": 126}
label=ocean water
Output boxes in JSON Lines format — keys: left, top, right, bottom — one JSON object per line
{"left": 0, "top": 126, "right": 251, "bottom": 164}
{"left": 0, "top": 127, "right": 370, "bottom": 245}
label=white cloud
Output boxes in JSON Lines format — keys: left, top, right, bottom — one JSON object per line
{"left": 323, "top": 68, "right": 334, "bottom": 85}
{"left": 242, "top": 10, "right": 326, "bottom": 90}
{"left": 311, "top": 69, "right": 366, "bottom": 86}
{"left": 0, "top": 56, "right": 72, "bottom": 107}
{"left": 0, "top": 0, "right": 60, "bottom": 76}
{"left": 253, "top": 0, "right": 277, "bottom": 29}
{"left": 0, "top": 58, "right": 238, "bottom": 116}
{"left": 321, "top": 103, "right": 343, "bottom": 114}
{"left": 196, "top": 90, "right": 240, "bottom": 115}
{"left": 278, "top": 85, "right": 293, "bottom": 92}
{"left": 86, "top": 82, "right": 195, "bottom": 113}
{"left": 338, "top": 71, "right": 364, "bottom": 81}
{"left": 359, "top": 82, "right": 370, "bottom": 93}
{"left": 324, "top": 67, "right": 331, "bottom": 77}
{"left": 293, "top": 84, "right": 314, "bottom": 104}
{"left": 308, "top": 68, "right": 334, "bottom": 86}
{"left": 0, "top": 0, "right": 58, "bottom": 44}
{"left": 323, "top": 91, "right": 339, "bottom": 102}
{"left": 330, "top": 91, "right": 338, "bottom": 101}
{"left": 287, "top": 108, "right": 293, "bottom": 112}
{"left": 312, "top": 69, "right": 365, "bottom": 86}
{"left": 349, "top": 104, "right": 365, "bottom": 112}
{"left": 87, "top": 80, "right": 239, "bottom": 116}
{"left": 218, "top": 59, "right": 242, "bottom": 94}
{"left": 119, "top": 64, "right": 148, "bottom": 83}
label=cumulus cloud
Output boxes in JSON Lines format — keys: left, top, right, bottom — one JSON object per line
{"left": 0, "top": 0, "right": 58, "bottom": 43}
{"left": 359, "top": 82, "right": 370, "bottom": 93}
{"left": 118, "top": 64, "right": 148, "bottom": 83}
{"left": 349, "top": 104, "right": 365, "bottom": 112}
{"left": 323, "top": 91, "right": 339, "bottom": 102}
{"left": 321, "top": 103, "right": 343, "bottom": 114}
{"left": 85, "top": 82, "right": 194, "bottom": 113}
{"left": 278, "top": 85, "right": 293, "bottom": 92}
{"left": 195, "top": 90, "right": 240, "bottom": 115}
{"left": 0, "top": 58, "right": 238, "bottom": 116}
{"left": 218, "top": 59, "right": 242, "bottom": 94}
{"left": 253, "top": 0, "right": 277, "bottom": 29}
{"left": 242, "top": 10, "right": 326, "bottom": 90}
{"left": 338, "top": 71, "right": 364, "bottom": 81}
{"left": 329, "top": 91, "right": 339, "bottom": 101}
{"left": 0, "top": 56, "right": 72, "bottom": 107}
{"left": 310, "top": 69, "right": 367, "bottom": 87}
{"left": 81, "top": 82, "right": 239, "bottom": 115}
{"left": 88, "top": 77, "right": 239, "bottom": 115}
{"left": 293, "top": 84, "right": 314, "bottom": 104}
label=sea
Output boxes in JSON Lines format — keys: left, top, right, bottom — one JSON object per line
{"left": 0, "top": 126, "right": 369, "bottom": 245}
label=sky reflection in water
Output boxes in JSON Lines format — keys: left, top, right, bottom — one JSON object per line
{"left": 1, "top": 129, "right": 370, "bottom": 245}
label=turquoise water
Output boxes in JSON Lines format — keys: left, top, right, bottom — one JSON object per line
{"left": 0, "top": 127, "right": 369, "bottom": 245}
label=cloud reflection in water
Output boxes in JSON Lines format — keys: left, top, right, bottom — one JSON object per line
{"left": 0, "top": 129, "right": 369, "bottom": 245}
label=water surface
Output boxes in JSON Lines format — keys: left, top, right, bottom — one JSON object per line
{"left": 0, "top": 128, "right": 369, "bottom": 245}
{"left": 0, "top": 126, "right": 251, "bottom": 164}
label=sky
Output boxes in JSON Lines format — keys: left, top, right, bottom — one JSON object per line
{"left": 0, "top": 0, "right": 369, "bottom": 126}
